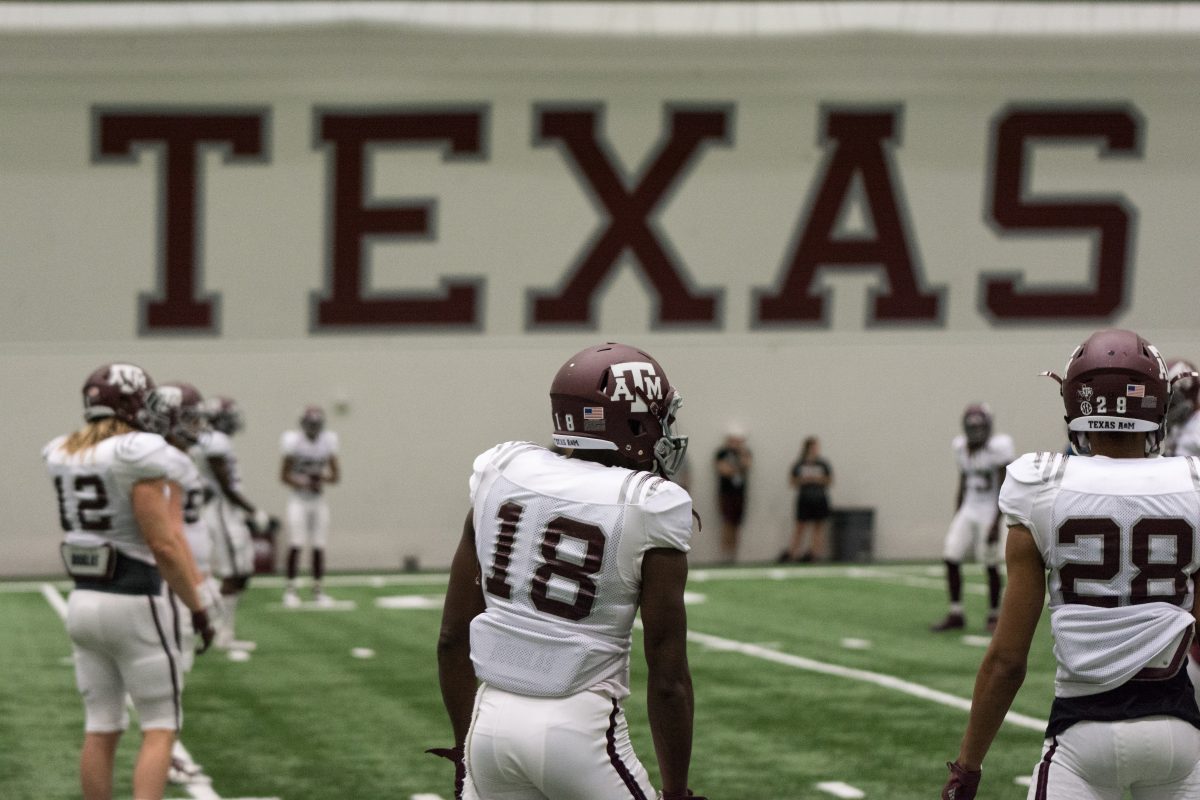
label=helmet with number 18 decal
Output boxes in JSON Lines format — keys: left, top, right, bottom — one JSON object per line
{"left": 146, "top": 381, "right": 207, "bottom": 445}
{"left": 550, "top": 342, "right": 687, "bottom": 477}
{"left": 82, "top": 362, "right": 156, "bottom": 430}
{"left": 1044, "top": 328, "right": 1169, "bottom": 454}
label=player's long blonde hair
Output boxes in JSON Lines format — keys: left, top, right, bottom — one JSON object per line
{"left": 60, "top": 418, "right": 136, "bottom": 455}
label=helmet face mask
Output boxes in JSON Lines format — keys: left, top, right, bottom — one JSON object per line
{"left": 300, "top": 406, "right": 325, "bottom": 439}
{"left": 146, "top": 382, "right": 206, "bottom": 444}
{"left": 962, "top": 404, "right": 993, "bottom": 449}
{"left": 1166, "top": 359, "right": 1200, "bottom": 433}
{"left": 1048, "top": 329, "right": 1169, "bottom": 455}
{"left": 82, "top": 363, "right": 155, "bottom": 430}
{"left": 550, "top": 343, "right": 688, "bottom": 477}
{"left": 205, "top": 396, "right": 243, "bottom": 436}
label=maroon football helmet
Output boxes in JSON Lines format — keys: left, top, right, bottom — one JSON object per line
{"left": 550, "top": 342, "right": 687, "bottom": 477}
{"left": 205, "top": 396, "right": 244, "bottom": 436}
{"left": 962, "top": 403, "right": 993, "bottom": 449}
{"left": 300, "top": 406, "right": 325, "bottom": 439}
{"left": 1046, "top": 329, "right": 1168, "bottom": 453}
{"left": 146, "top": 381, "right": 206, "bottom": 444}
{"left": 82, "top": 363, "right": 155, "bottom": 429}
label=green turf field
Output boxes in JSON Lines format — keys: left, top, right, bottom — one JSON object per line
{"left": 0, "top": 564, "right": 1056, "bottom": 799}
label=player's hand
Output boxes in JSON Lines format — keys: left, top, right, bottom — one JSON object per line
{"left": 192, "top": 609, "right": 216, "bottom": 654}
{"left": 249, "top": 508, "right": 271, "bottom": 534}
{"left": 941, "top": 761, "right": 981, "bottom": 800}
{"left": 426, "top": 745, "right": 465, "bottom": 800}
{"left": 307, "top": 473, "right": 324, "bottom": 493}
{"left": 662, "top": 790, "right": 708, "bottom": 800}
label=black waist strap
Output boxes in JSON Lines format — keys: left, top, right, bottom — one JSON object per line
{"left": 73, "top": 551, "right": 162, "bottom": 596}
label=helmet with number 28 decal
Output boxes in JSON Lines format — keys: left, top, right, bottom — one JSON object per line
{"left": 1044, "top": 328, "right": 1170, "bottom": 454}
{"left": 550, "top": 342, "right": 687, "bottom": 478}
{"left": 82, "top": 362, "right": 156, "bottom": 430}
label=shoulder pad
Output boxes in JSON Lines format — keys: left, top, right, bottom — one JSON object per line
{"left": 1005, "top": 451, "right": 1067, "bottom": 485}
{"left": 202, "top": 430, "right": 233, "bottom": 457}
{"left": 42, "top": 435, "right": 67, "bottom": 461}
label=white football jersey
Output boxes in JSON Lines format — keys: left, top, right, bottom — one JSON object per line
{"left": 44, "top": 431, "right": 194, "bottom": 566}
{"left": 190, "top": 429, "right": 241, "bottom": 496}
{"left": 953, "top": 433, "right": 1015, "bottom": 513}
{"left": 280, "top": 429, "right": 339, "bottom": 497}
{"left": 1001, "top": 452, "right": 1200, "bottom": 696}
{"left": 175, "top": 449, "right": 210, "bottom": 573}
{"left": 467, "top": 442, "right": 693, "bottom": 700}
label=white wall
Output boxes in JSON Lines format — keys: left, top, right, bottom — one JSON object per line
{"left": 3, "top": 16, "right": 1199, "bottom": 575}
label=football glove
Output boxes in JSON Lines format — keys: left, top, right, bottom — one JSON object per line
{"left": 426, "top": 745, "right": 465, "bottom": 800}
{"left": 192, "top": 609, "right": 216, "bottom": 654}
{"left": 942, "top": 761, "right": 981, "bottom": 800}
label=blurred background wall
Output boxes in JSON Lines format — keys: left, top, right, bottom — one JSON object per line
{"left": 3, "top": 3, "right": 1199, "bottom": 575}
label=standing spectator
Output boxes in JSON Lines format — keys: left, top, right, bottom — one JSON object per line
{"left": 942, "top": 328, "right": 1200, "bottom": 800}
{"left": 44, "top": 363, "right": 216, "bottom": 800}
{"left": 781, "top": 436, "right": 833, "bottom": 562}
{"left": 280, "top": 406, "right": 340, "bottom": 607}
{"left": 714, "top": 429, "right": 752, "bottom": 564}
{"left": 433, "top": 342, "right": 702, "bottom": 799}
{"left": 930, "top": 403, "right": 1014, "bottom": 634}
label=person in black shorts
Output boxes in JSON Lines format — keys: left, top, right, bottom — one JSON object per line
{"left": 780, "top": 436, "right": 832, "bottom": 562}
{"left": 714, "top": 430, "right": 752, "bottom": 563}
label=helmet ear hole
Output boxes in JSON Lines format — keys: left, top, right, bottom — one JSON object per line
{"left": 628, "top": 419, "right": 644, "bottom": 437}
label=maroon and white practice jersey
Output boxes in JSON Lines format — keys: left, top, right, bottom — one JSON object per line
{"left": 44, "top": 431, "right": 194, "bottom": 566}
{"left": 280, "top": 429, "right": 339, "bottom": 497}
{"left": 1001, "top": 452, "right": 1200, "bottom": 697}
{"left": 190, "top": 429, "right": 241, "bottom": 495}
{"left": 953, "top": 432, "right": 1015, "bottom": 515}
{"left": 467, "top": 442, "right": 692, "bottom": 700}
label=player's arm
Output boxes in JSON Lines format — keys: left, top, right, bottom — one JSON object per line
{"left": 280, "top": 455, "right": 307, "bottom": 491}
{"left": 951, "top": 525, "right": 1045, "bottom": 770}
{"left": 986, "top": 466, "right": 1007, "bottom": 543}
{"left": 133, "top": 479, "right": 208, "bottom": 612}
{"left": 207, "top": 454, "right": 264, "bottom": 521}
{"left": 715, "top": 454, "right": 735, "bottom": 478}
{"left": 955, "top": 471, "right": 966, "bottom": 510}
{"left": 641, "top": 546, "right": 694, "bottom": 797}
{"left": 326, "top": 454, "right": 340, "bottom": 486}
{"left": 437, "top": 510, "right": 486, "bottom": 746}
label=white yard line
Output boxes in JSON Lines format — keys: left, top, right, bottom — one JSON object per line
{"left": 686, "top": 628, "right": 1047, "bottom": 732}
{"left": 816, "top": 781, "right": 866, "bottom": 798}
{"left": 38, "top": 584, "right": 279, "bottom": 800}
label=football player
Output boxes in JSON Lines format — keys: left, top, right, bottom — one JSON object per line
{"left": 931, "top": 404, "right": 1015, "bottom": 633}
{"left": 279, "top": 405, "right": 340, "bottom": 607}
{"left": 193, "top": 395, "right": 271, "bottom": 652}
{"left": 433, "top": 342, "right": 705, "bottom": 800}
{"left": 145, "top": 381, "right": 217, "bottom": 783}
{"left": 45, "top": 363, "right": 217, "bottom": 800}
{"left": 942, "top": 329, "right": 1200, "bottom": 800}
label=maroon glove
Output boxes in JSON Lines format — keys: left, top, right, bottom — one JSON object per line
{"left": 426, "top": 745, "right": 465, "bottom": 800}
{"left": 942, "top": 761, "right": 981, "bottom": 800}
{"left": 191, "top": 609, "right": 216, "bottom": 654}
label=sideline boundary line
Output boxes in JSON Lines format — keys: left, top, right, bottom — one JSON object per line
{"left": 686, "top": 627, "right": 1047, "bottom": 732}
{"left": 38, "top": 584, "right": 280, "bottom": 800}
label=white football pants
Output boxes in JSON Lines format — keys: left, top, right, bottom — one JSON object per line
{"left": 463, "top": 683, "right": 657, "bottom": 800}
{"left": 286, "top": 494, "right": 330, "bottom": 550}
{"left": 206, "top": 497, "right": 254, "bottom": 579}
{"left": 1026, "top": 716, "right": 1200, "bottom": 800}
{"left": 942, "top": 506, "right": 1003, "bottom": 565}
{"left": 66, "top": 589, "right": 182, "bottom": 732}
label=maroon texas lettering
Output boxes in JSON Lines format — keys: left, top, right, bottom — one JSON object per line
{"left": 94, "top": 109, "right": 267, "bottom": 334}
{"left": 755, "top": 107, "right": 941, "bottom": 326}
{"left": 528, "top": 106, "right": 730, "bottom": 328}
{"left": 983, "top": 106, "right": 1142, "bottom": 319}
{"left": 314, "top": 109, "right": 486, "bottom": 330}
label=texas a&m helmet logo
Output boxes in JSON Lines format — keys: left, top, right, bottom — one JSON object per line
{"left": 608, "top": 361, "right": 664, "bottom": 413}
